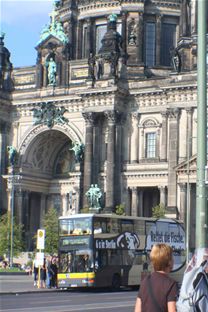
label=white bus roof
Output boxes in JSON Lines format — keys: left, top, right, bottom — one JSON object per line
{"left": 58, "top": 214, "right": 182, "bottom": 224}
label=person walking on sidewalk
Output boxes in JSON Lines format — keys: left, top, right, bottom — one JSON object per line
{"left": 134, "top": 243, "right": 178, "bottom": 312}
{"left": 32, "top": 259, "right": 38, "bottom": 287}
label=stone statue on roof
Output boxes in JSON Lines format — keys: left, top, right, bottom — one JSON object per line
{"left": 108, "top": 13, "right": 117, "bottom": 23}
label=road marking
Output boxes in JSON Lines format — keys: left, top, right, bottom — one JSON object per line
{"left": 0, "top": 300, "right": 134, "bottom": 312}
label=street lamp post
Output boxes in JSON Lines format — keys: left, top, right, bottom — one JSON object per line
{"left": 186, "top": 135, "right": 190, "bottom": 265}
{"left": 7, "top": 146, "right": 17, "bottom": 268}
{"left": 196, "top": 0, "right": 208, "bottom": 248}
{"left": 10, "top": 164, "right": 15, "bottom": 268}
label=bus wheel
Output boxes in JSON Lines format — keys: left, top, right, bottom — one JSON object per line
{"left": 112, "top": 274, "right": 121, "bottom": 291}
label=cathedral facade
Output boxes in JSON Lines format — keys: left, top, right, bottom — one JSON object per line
{"left": 0, "top": 0, "right": 207, "bottom": 250}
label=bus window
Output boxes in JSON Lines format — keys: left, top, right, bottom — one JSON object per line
{"left": 59, "top": 252, "right": 72, "bottom": 273}
{"left": 108, "top": 219, "right": 121, "bottom": 234}
{"left": 94, "top": 218, "right": 107, "bottom": 233}
{"left": 59, "top": 217, "right": 92, "bottom": 235}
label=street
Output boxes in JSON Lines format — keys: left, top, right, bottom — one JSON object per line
{"left": 0, "top": 289, "right": 137, "bottom": 312}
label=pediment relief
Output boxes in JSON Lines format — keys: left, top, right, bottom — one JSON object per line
{"left": 140, "top": 117, "right": 160, "bottom": 128}
{"left": 36, "top": 35, "right": 65, "bottom": 50}
{"left": 176, "top": 155, "right": 197, "bottom": 173}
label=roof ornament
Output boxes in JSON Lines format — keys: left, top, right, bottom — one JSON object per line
{"left": 37, "top": 3, "right": 68, "bottom": 46}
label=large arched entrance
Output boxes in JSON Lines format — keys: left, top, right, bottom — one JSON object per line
{"left": 13, "top": 125, "right": 82, "bottom": 250}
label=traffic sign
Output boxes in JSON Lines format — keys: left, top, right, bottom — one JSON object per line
{"left": 37, "top": 229, "right": 45, "bottom": 250}
{"left": 36, "top": 252, "right": 44, "bottom": 266}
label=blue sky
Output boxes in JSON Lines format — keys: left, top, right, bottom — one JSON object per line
{"left": 1, "top": 0, "right": 54, "bottom": 68}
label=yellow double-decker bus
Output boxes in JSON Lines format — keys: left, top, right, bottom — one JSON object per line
{"left": 57, "top": 214, "right": 185, "bottom": 289}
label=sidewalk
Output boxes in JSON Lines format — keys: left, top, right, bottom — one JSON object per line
{"left": 0, "top": 274, "right": 59, "bottom": 295}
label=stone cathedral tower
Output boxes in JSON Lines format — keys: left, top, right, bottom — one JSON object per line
{"left": 0, "top": 0, "right": 207, "bottom": 250}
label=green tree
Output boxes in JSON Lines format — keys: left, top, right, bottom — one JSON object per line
{"left": 0, "top": 212, "right": 24, "bottom": 259}
{"left": 152, "top": 203, "right": 166, "bottom": 218}
{"left": 43, "top": 207, "right": 59, "bottom": 255}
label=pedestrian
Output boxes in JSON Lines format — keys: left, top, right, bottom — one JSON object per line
{"left": 176, "top": 248, "right": 208, "bottom": 312}
{"left": 134, "top": 243, "right": 178, "bottom": 312}
{"left": 49, "top": 257, "right": 58, "bottom": 288}
{"left": 40, "top": 258, "right": 47, "bottom": 288}
{"left": 32, "top": 258, "right": 38, "bottom": 287}
{"left": 46, "top": 255, "right": 52, "bottom": 288}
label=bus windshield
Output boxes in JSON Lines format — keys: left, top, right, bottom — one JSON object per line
{"left": 59, "top": 250, "right": 93, "bottom": 273}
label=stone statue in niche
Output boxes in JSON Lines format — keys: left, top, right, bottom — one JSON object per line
{"left": 170, "top": 47, "right": 182, "bottom": 73}
{"left": 128, "top": 19, "right": 137, "bottom": 46}
{"left": 46, "top": 58, "right": 57, "bottom": 85}
{"left": 88, "top": 52, "right": 96, "bottom": 85}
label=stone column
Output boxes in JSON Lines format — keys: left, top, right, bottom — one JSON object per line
{"left": 40, "top": 193, "right": 46, "bottom": 227}
{"left": 86, "top": 18, "right": 92, "bottom": 57}
{"left": 138, "top": 190, "right": 143, "bottom": 217}
{"left": 131, "top": 187, "right": 138, "bottom": 216}
{"left": 160, "top": 111, "right": 168, "bottom": 161}
{"left": 0, "top": 121, "right": 7, "bottom": 211}
{"left": 130, "top": 113, "right": 139, "bottom": 163}
{"left": 159, "top": 186, "right": 166, "bottom": 207}
{"left": 93, "top": 115, "right": 101, "bottom": 184}
{"left": 82, "top": 112, "right": 95, "bottom": 207}
{"left": 24, "top": 191, "right": 30, "bottom": 250}
{"left": 180, "top": 0, "right": 190, "bottom": 36}
{"left": 167, "top": 108, "right": 180, "bottom": 214}
{"left": 141, "top": 128, "right": 145, "bottom": 159}
{"left": 191, "top": 0, "right": 197, "bottom": 34}
{"left": 179, "top": 183, "right": 186, "bottom": 222}
{"left": 104, "top": 111, "right": 117, "bottom": 211}
{"left": 125, "top": 188, "right": 131, "bottom": 216}
{"left": 77, "top": 20, "right": 83, "bottom": 59}
{"left": 121, "top": 11, "right": 127, "bottom": 57}
{"left": 156, "top": 14, "right": 162, "bottom": 66}
{"left": 186, "top": 108, "right": 193, "bottom": 159}
{"left": 115, "top": 113, "right": 125, "bottom": 206}
{"left": 137, "top": 12, "right": 143, "bottom": 64}
{"left": 15, "top": 190, "right": 23, "bottom": 225}
{"left": 62, "top": 194, "right": 68, "bottom": 216}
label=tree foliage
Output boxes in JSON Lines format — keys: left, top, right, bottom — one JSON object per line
{"left": 0, "top": 212, "right": 24, "bottom": 259}
{"left": 43, "top": 207, "right": 59, "bottom": 255}
{"left": 115, "top": 204, "right": 125, "bottom": 216}
{"left": 152, "top": 203, "right": 166, "bottom": 218}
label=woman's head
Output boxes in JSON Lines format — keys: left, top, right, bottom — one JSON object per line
{"left": 150, "top": 243, "right": 173, "bottom": 272}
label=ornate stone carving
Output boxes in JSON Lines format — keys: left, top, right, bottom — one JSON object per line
{"left": 31, "top": 102, "right": 69, "bottom": 128}
{"left": 19, "top": 123, "right": 81, "bottom": 157}
{"left": 128, "top": 19, "right": 137, "bottom": 46}
{"left": 104, "top": 110, "right": 118, "bottom": 124}
{"left": 82, "top": 112, "right": 96, "bottom": 126}
{"left": 167, "top": 108, "right": 180, "bottom": 120}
